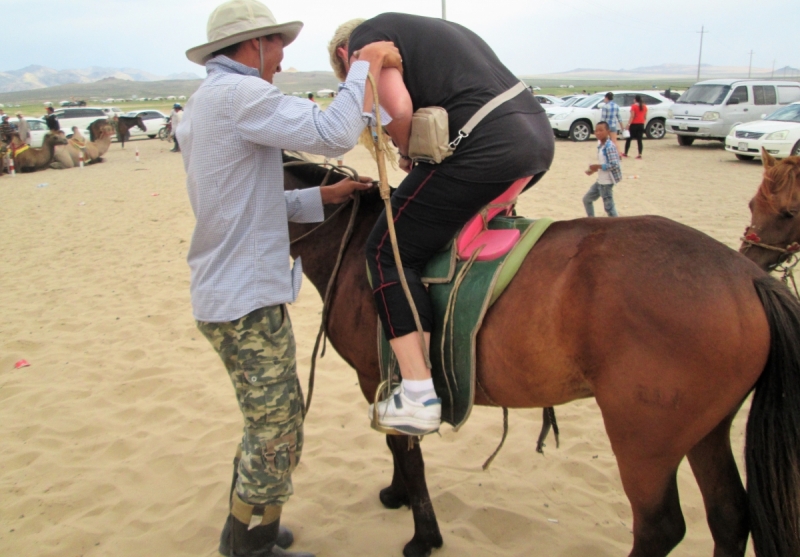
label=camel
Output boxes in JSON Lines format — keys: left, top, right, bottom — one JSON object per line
{"left": 51, "top": 124, "right": 115, "bottom": 169}
{"left": 13, "top": 132, "right": 68, "bottom": 172}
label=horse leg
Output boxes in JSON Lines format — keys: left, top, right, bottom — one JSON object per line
{"left": 616, "top": 457, "right": 686, "bottom": 557}
{"left": 386, "top": 435, "right": 443, "bottom": 557}
{"left": 687, "top": 412, "right": 749, "bottom": 557}
{"left": 380, "top": 435, "right": 411, "bottom": 509}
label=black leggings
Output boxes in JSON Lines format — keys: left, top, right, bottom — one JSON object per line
{"left": 366, "top": 167, "right": 543, "bottom": 339}
{"left": 625, "top": 123, "right": 644, "bottom": 155}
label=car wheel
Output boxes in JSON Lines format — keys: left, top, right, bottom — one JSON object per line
{"left": 569, "top": 120, "right": 592, "bottom": 142}
{"left": 735, "top": 154, "right": 755, "bottom": 161}
{"left": 645, "top": 119, "right": 666, "bottom": 140}
{"left": 147, "top": 134, "right": 156, "bottom": 139}
{"left": 792, "top": 141, "right": 800, "bottom": 157}
{"left": 677, "top": 135, "right": 695, "bottom": 146}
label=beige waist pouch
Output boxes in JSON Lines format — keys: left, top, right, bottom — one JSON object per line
{"left": 406, "top": 82, "right": 527, "bottom": 165}
{"left": 408, "top": 107, "right": 452, "bottom": 164}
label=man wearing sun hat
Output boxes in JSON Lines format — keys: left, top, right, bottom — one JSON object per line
{"left": 178, "top": 1, "right": 401, "bottom": 556}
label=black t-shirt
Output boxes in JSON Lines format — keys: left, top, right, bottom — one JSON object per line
{"left": 349, "top": 13, "right": 553, "bottom": 182}
{"left": 45, "top": 113, "right": 60, "bottom": 131}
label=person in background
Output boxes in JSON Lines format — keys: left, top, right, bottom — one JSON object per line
{"left": 169, "top": 103, "right": 183, "bottom": 152}
{"left": 178, "top": 1, "right": 398, "bottom": 556}
{"left": 307, "top": 92, "right": 315, "bottom": 103}
{"left": 623, "top": 94, "right": 647, "bottom": 159}
{"left": 44, "top": 107, "right": 60, "bottom": 132}
{"left": 0, "top": 115, "right": 14, "bottom": 143}
{"left": 583, "top": 121, "right": 621, "bottom": 217}
{"left": 600, "top": 92, "right": 622, "bottom": 151}
{"left": 15, "top": 113, "right": 30, "bottom": 145}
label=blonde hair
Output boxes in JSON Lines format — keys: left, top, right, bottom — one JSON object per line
{"left": 328, "top": 18, "right": 365, "bottom": 81}
{"left": 328, "top": 18, "right": 397, "bottom": 169}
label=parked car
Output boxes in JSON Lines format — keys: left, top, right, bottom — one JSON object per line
{"left": 667, "top": 79, "right": 800, "bottom": 146}
{"left": 534, "top": 94, "right": 564, "bottom": 106}
{"left": 560, "top": 95, "right": 587, "bottom": 107}
{"left": 724, "top": 101, "right": 800, "bottom": 161}
{"left": 121, "top": 110, "right": 168, "bottom": 139}
{"left": 547, "top": 91, "right": 673, "bottom": 141}
{"left": 6, "top": 117, "right": 49, "bottom": 148}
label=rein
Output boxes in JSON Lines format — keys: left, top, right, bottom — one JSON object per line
{"left": 284, "top": 159, "right": 362, "bottom": 416}
{"left": 741, "top": 229, "right": 800, "bottom": 297}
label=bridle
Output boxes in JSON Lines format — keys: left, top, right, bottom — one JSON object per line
{"left": 741, "top": 225, "right": 800, "bottom": 297}
{"left": 283, "top": 159, "right": 363, "bottom": 415}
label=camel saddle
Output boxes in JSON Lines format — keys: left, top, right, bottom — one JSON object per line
{"left": 376, "top": 177, "right": 553, "bottom": 430}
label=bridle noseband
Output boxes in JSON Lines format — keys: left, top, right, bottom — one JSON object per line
{"left": 741, "top": 225, "right": 800, "bottom": 296}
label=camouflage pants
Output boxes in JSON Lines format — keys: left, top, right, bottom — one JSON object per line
{"left": 198, "top": 305, "right": 304, "bottom": 507}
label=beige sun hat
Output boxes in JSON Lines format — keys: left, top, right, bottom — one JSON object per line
{"left": 186, "top": 0, "right": 303, "bottom": 65}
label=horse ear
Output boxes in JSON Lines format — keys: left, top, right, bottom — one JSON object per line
{"left": 762, "top": 148, "right": 777, "bottom": 168}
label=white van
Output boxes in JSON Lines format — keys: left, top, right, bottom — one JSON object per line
{"left": 50, "top": 107, "right": 110, "bottom": 137}
{"left": 666, "top": 79, "right": 800, "bottom": 146}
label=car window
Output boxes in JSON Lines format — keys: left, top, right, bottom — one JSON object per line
{"left": 616, "top": 94, "right": 634, "bottom": 107}
{"left": 28, "top": 120, "right": 46, "bottom": 130}
{"left": 753, "top": 86, "right": 777, "bottom": 106}
{"left": 765, "top": 103, "right": 800, "bottom": 123}
{"left": 639, "top": 95, "right": 661, "bottom": 105}
{"left": 729, "top": 86, "right": 749, "bottom": 104}
{"left": 677, "top": 84, "right": 730, "bottom": 105}
{"left": 575, "top": 94, "right": 604, "bottom": 108}
{"left": 778, "top": 86, "right": 800, "bottom": 104}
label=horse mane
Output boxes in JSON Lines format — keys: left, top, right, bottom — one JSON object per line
{"left": 282, "top": 151, "right": 385, "bottom": 207}
{"left": 757, "top": 157, "right": 800, "bottom": 213}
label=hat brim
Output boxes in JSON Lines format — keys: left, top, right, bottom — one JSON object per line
{"left": 186, "top": 21, "right": 303, "bottom": 66}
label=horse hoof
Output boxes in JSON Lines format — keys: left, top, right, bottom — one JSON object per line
{"left": 403, "top": 535, "right": 441, "bottom": 557}
{"left": 380, "top": 485, "right": 410, "bottom": 509}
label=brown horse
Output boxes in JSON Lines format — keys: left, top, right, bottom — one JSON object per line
{"left": 283, "top": 155, "right": 800, "bottom": 557}
{"left": 14, "top": 132, "right": 68, "bottom": 172}
{"left": 114, "top": 115, "right": 146, "bottom": 148}
{"left": 741, "top": 150, "right": 800, "bottom": 280}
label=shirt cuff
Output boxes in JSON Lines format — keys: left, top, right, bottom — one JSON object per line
{"left": 346, "top": 61, "right": 393, "bottom": 127}
{"left": 287, "top": 187, "right": 325, "bottom": 223}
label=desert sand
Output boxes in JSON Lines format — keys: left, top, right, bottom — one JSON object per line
{"left": 0, "top": 134, "right": 765, "bottom": 557}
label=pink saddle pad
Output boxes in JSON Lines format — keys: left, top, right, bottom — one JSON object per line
{"left": 456, "top": 176, "right": 531, "bottom": 261}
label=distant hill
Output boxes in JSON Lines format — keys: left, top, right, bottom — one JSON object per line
{"left": 0, "top": 65, "right": 203, "bottom": 93}
{"left": 0, "top": 71, "right": 340, "bottom": 104}
{"left": 523, "top": 63, "right": 800, "bottom": 81}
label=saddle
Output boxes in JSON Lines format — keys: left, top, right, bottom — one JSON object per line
{"left": 377, "top": 177, "right": 554, "bottom": 430}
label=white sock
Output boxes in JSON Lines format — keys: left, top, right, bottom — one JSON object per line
{"left": 402, "top": 378, "right": 437, "bottom": 403}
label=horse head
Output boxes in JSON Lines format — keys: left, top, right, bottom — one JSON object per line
{"left": 135, "top": 115, "right": 146, "bottom": 132}
{"left": 741, "top": 149, "right": 800, "bottom": 271}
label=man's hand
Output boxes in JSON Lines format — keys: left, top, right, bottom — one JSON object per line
{"left": 586, "top": 164, "right": 600, "bottom": 176}
{"left": 353, "top": 41, "right": 402, "bottom": 73}
{"left": 320, "top": 176, "right": 375, "bottom": 205}
{"left": 399, "top": 155, "right": 412, "bottom": 173}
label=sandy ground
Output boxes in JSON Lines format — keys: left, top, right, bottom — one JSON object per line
{"left": 0, "top": 133, "right": 766, "bottom": 557}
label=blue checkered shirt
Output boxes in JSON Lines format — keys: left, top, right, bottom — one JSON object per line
{"left": 598, "top": 139, "right": 622, "bottom": 184}
{"left": 601, "top": 100, "right": 622, "bottom": 131}
{"left": 179, "top": 56, "right": 375, "bottom": 322}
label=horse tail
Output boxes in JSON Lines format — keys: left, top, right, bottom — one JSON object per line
{"left": 747, "top": 275, "right": 800, "bottom": 556}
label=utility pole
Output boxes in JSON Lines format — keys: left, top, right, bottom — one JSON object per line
{"left": 442, "top": 0, "right": 446, "bottom": 20}
{"left": 748, "top": 50, "right": 754, "bottom": 78}
{"left": 771, "top": 59, "right": 775, "bottom": 79}
{"left": 696, "top": 25, "right": 708, "bottom": 82}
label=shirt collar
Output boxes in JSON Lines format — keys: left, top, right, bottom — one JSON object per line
{"left": 205, "top": 55, "right": 260, "bottom": 78}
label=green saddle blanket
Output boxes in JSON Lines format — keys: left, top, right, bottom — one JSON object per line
{"left": 378, "top": 216, "right": 553, "bottom": 430}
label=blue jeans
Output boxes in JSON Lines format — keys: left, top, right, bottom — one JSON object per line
{"left": 583, "top": 181, "right": 618, "bottom": 217}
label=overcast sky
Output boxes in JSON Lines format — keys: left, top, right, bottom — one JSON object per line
{"left": 5, "top": 0, "right": 799, "bottom": 77}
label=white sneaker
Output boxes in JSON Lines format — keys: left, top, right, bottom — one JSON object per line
{"left": 369, "top": 385, "right": 442, "bottom": 436}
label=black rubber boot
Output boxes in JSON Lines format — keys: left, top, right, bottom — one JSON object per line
{"left": 219, "top": 452, "right": 293, "bottom": 555}
{"left": 228, "top": 517, "right": 314, "bottom": 557}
